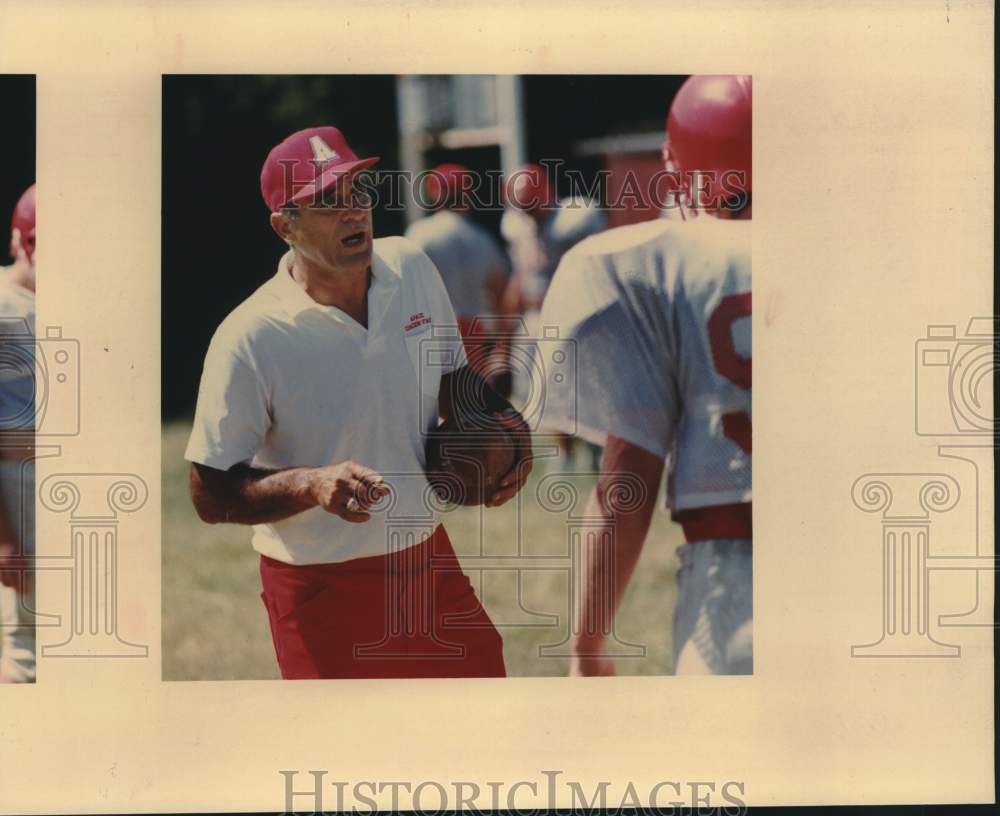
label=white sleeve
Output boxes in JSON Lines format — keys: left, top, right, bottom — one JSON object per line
{"left": 539, "top": 259, "right": 678, "bottom": 459}
{"left": 184, "top": 336, "right": 271, "bottom": 471}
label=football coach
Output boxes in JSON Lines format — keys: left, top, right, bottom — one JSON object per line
{"left": 185, "top": 126, "right": 532, "bottom": 679}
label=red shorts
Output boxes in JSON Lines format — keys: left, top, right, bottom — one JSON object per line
{"left": 259, "top": 526, "right": 506, "bottom": 679}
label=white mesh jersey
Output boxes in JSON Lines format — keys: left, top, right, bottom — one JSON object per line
{"left": 539, "top": 217, "right": 751, "bottom": 511}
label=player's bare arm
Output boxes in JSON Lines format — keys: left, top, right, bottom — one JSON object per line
{"left": 438, "top": 364, "right": 533, "bottom": 507}
{"left": 570, "top": 435, "right": 664, "bottom": 677}
{"left": 190, "top": 460, "right": 389, "bottom": 526}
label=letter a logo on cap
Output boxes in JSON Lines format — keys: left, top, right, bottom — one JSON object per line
{"left": 309, "top": 135, "right": 341, "bottom": 164}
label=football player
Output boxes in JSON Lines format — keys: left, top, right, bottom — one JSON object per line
{"left": 1, "top": 183, "right": 37, "bottom": 683}
{"left": 539, "top": 76, "right": 752, "bottom": 675}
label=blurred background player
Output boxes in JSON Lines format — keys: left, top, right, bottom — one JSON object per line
{"left": 0, "top": 182, "right": 37, "bottom": 683}
{"left": 500, "top": 163, "right": 607, "bottom": 469}
{"left": 539, "top": 76, "right": 752, "bottom": 675}
{"left": 404, "top": 163, "right": 512, "bottom": 394}
{"left": 500, "top": 163, "right": 607, "bottom": 314}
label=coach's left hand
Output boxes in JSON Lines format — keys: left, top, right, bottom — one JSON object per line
{"left": 485, "top": 408, "right": 533, "bottom": 508}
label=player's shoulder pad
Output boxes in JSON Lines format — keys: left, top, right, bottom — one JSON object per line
{"left": 563, "top": 218, "right": 675, "bottom": 264}
{"left": 552, "top": 195, "right": 607, "bottom": 236}
{"left": 681, "top": 216, "right": 752, "bottom": 262}
{"left": 546, "top": 220, "right": 676, "bottom": 308}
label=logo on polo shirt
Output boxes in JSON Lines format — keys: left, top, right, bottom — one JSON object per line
{"left": 405, "top": 312, "right": 432, "bottom": 332}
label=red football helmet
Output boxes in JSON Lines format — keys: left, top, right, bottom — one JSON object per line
{"left": 10, "top": 183, "right": 35, "bottom": 263}
{"left": 423, "top": 163, "right": 473, "bottom": 209}
{"left": 504, "top": 164, "right": 554, "bottom": 212}
{"left": 664, "top": 75, "right": 752, "bottom": 216}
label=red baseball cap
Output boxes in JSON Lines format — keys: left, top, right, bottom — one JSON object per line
{"left": 10, "top": 183, "right": 35, "bottom": 263}
{"left": 260, "top": 126, "right": 379, "bottom": 212}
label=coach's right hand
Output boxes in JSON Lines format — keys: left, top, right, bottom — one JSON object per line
{"left": 309, "top": 461, "right": 390, "bottom": 523}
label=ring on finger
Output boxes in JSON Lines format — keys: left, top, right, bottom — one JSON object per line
{"left": 346, "top": 497, "right": 361, "bottom": 513}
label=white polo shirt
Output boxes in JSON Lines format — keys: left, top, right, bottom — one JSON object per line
{"left": 185, "top": 237, "right": 467, "bottom": 565}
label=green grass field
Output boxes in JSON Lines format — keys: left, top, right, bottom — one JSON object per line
{"left": 162, "top": 421, "right": 681, "bottom": 679}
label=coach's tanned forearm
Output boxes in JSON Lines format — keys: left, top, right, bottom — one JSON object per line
{"left": 190, "top": 459, "right": 388, "bottom": 526}
{"left": 189, "top": 463, "right": 320, "bottom": 525}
